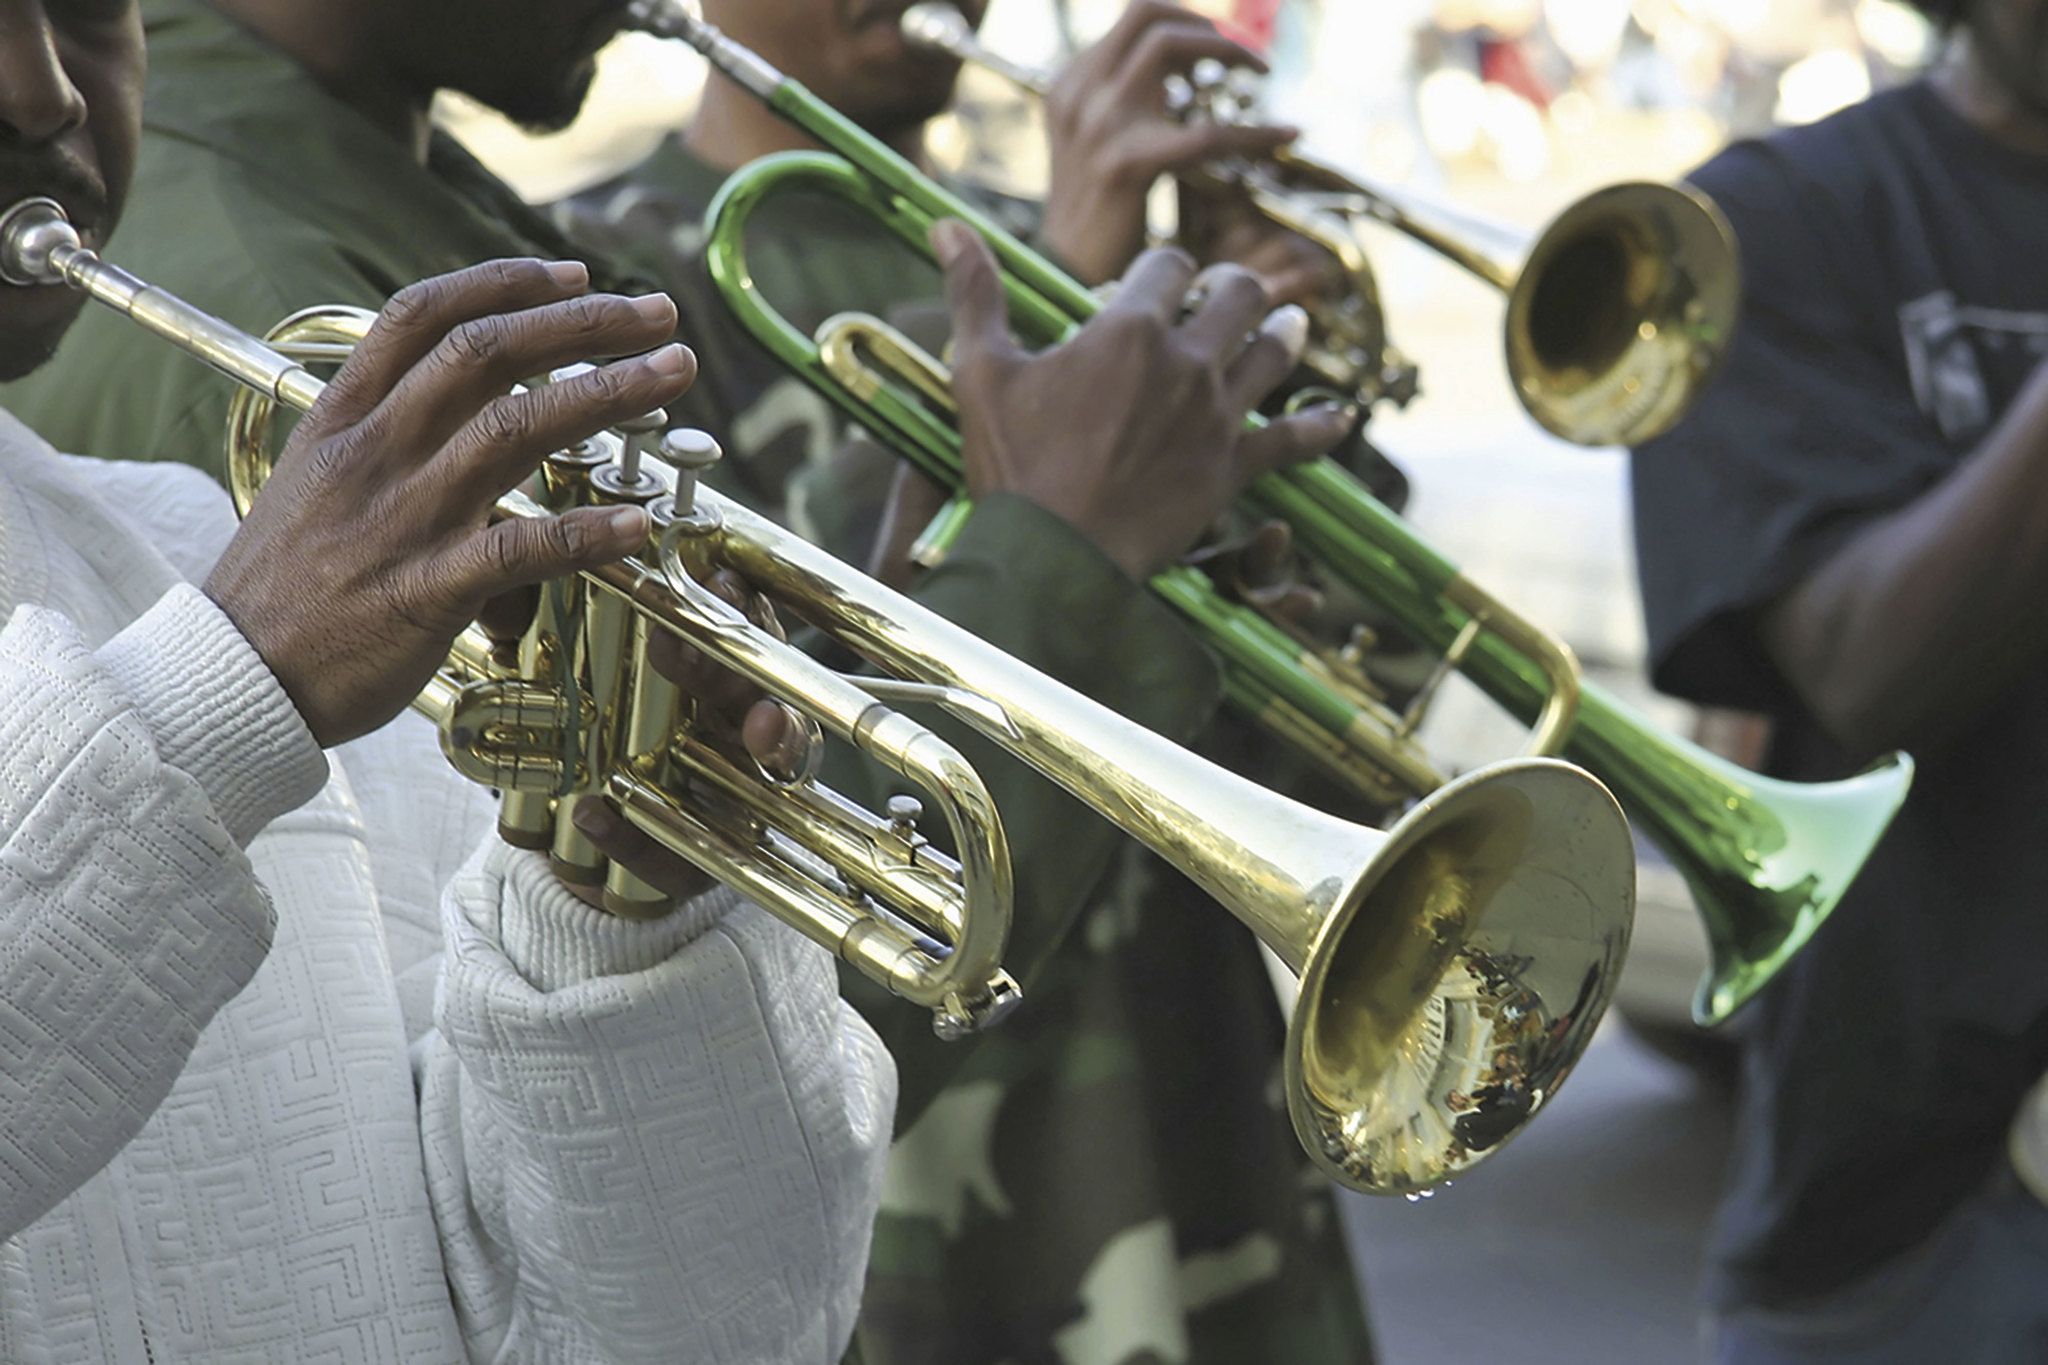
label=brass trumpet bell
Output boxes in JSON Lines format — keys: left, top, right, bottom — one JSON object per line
{"left": 1506, "top": 182, "right": 1740, "bottom": 447}
{"left": 1281, "top": 761, "right": 1634, "bottom": 1192}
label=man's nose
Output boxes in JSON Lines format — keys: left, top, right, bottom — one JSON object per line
{"left": 0, "top": 9, "right": 90, "bottom": 146}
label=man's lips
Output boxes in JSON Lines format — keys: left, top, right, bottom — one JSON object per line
{"left": 847, "top": 0, "right": 926, "bottom": 32}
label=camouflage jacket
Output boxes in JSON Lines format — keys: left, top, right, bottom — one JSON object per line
{"left": 558, "top": 139, "right": 1379, "bottom": 1365}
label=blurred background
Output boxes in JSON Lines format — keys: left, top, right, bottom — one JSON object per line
{"left": 443, "top": 5, "right": 1943, "bottom": 1357}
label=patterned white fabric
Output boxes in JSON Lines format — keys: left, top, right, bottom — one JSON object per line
{"left": 0, "top": 410, "right": 895, "bottom": 1362}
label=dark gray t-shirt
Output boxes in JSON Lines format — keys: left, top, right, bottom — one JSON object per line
{"left": 1632, "top": 80, "right": 2048, "bottom": 1310}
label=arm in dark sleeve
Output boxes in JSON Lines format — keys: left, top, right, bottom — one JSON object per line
{"left": 814, "top": 493, "right": 1222, "bottom": 1125}
{"left": 1629, "top": 144, "right": 1958, "bottom": 752}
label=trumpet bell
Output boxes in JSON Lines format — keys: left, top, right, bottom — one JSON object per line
{"left": 1508, "top": 182, "right": 1740, "bottom": 447}
{"left": 1289, "top": 759, "right": 1635, "bottom": 1194}
{"left": 1672, "top": 750, "right": 1915, "bottom": 1026}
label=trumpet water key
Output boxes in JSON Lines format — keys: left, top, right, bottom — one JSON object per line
{"left": 626, "top": 1, "right": 1915, "bottom": 1026}
{"left": 3, "top": 194, "right": 1641, "bottom": 1195}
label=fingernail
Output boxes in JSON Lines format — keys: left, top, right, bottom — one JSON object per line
{"left": 607, "top": 505, "right": 651, "bottom": 539}
{"left": 929, "top": 219, "right": 971, "bottom": 265}
{"left": 644, "top": 342, "right": 691, "bottom": 376}
{"left": 632, "top": 292, "right": 677, "bottom": 325}
{"left": 547, "top": 260, "right": 590, "bottom": 288}
{"left": 1261, "top": 303, "right": 1310, "bottom": 361}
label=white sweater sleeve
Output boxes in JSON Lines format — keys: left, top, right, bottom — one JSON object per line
{"left": 420, "top": 844, "right": 897, "bottom": 1364}
{"left": 0, "top": 585, "right": 328, "bottom": 1240}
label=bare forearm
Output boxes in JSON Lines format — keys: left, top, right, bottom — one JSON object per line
{"left": 1765, "top": 363, "right": 2048, "bottom": 757}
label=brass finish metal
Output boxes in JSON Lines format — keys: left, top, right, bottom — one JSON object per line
{"left": 898, "top": 1, "right": 1740, "bottom": 445}
{"left": 623, "top": 8, "right": 1914, "bottom": 1027}
{"left": 7, "top": 193, "right": 1643, "bottom": 1193}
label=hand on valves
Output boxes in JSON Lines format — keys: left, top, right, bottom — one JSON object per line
{"left": 201, "top": 258, "right": 802, "bottom": 911}
{"left": 1034, "top": 0, "right": 1342, "bottom": 314}
{"left": 932, "top": 221, "right": 1356, "bottom": 582}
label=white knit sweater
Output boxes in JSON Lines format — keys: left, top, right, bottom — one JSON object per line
{"left": 0, "top": 410, "right": 895, "bottom": 1363}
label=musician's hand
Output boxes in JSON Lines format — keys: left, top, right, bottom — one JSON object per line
{"left": 206, "top": 259, "right": 695, "bottom": 748}
{"left": 567, "top": 569, "right": 811, "bottom": 908}
{"left": 935, "top": 220, "right": 1357, "bottom": 581}
{"left": 1038, "top": 0, "right": 1296, "bottom": 286}
{"left": 868, "top": 463, "right": 952, "bottom": 591}
{"left": 1181, "top": 188, "right": 1346, "bottom": 312}
{"left": 1184, "top": 518, "right": 1323, "bottom": 621}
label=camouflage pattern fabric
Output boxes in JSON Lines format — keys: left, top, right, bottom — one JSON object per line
{"left": 0, "top": 0, "right": 1231, "bottom": 1150}
{"left": 559, "top": 142, "right": 1381, "bottom": 1365}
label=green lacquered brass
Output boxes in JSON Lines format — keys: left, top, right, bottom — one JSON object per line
{"left": 627, "top": 2, "right": 1915, "bottom": 1026}
{"left": 3, "top": 192, "right": 1642, "bottom": 1193}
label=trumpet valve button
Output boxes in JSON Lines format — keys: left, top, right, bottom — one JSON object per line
{"left": 662, "top": 428, "right": 724, "bottom": 511}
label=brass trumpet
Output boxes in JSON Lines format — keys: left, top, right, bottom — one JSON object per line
{"left": 900, "top": 1, "right": 1741, "bottom": 446}
{"left": 630, "top": 1, "right": 1914, "bottom": 1026}
{"left": 1, "top": 195, "right": 1638, "bottom": 1194}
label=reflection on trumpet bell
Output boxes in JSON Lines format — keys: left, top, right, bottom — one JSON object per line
{"left": 1288, "top": 761, "right": 1632, "bottom": 1193}
{"left": 697, "top": 465, "right": 1639, "bottom": 1193}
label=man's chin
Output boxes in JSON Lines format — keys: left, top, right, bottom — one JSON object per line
{"left": 475, "top": 62, "right": 600, "bottom": 136}
{"left": 0, "top": 289, "right": 87, "bottom": 383}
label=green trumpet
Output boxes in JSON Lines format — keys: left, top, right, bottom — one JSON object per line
{"left": 630, "top": 0, "right": 1913, "bottom": 1026}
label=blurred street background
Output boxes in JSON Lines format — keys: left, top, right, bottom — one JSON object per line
{"left": 442, "top": 4, "right": 1943, "bottom": 1356}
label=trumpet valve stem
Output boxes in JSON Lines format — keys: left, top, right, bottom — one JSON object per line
{"left": 661, "top": 427, "right": 724, "bottom": 514}
{"left": 599, "top": 407, "right": 669, "bottom": 501}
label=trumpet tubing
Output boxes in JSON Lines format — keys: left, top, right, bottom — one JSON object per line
{"left": 628, "top": 4, "right": 1913, "bottom": 1026}
{"left": 3, "top": 191, "right": 1642, "bottom": 1194}
{"left": 897, "top": 1, "right": 1740, "bottom": 445}
{"left": 0, "top": 196, "right": 1021, "bottom": 1042}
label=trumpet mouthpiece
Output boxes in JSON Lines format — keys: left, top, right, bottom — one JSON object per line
{"left": 901, "top": 3, "right": 973, "bottom": 50}
{"left": 0, "top": 198, "right": 79, "bottom": 288}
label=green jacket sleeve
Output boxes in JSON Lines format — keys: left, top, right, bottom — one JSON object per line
{"left": 816, "top": 492, "right": 1223, "bottom": 1126}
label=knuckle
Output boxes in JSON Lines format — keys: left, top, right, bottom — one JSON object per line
{"left": 1149, "top": 244, "right": 1200, "bottom": 276}
{"left": 561, "top": 291, "right": 617, "bottom": 336}
{"left": 1101, "top": 308, "right": 1167, "bottom": 349}
{"left": 442, "top": 317, "right": 508, "bottom": 370}
{"left": 1210, "top": 263, "right": 1265, "bottom": 300}
{"left": 581, "top": 358, "right": 640, "bottom": 404}
{"left": 488, "top": 257, "right": 548, "bottom": 291}
{"left": 303, "top": 437, "right": 357, "bottom": 488}
{"left": 472, "top": 392, "right": 530, "bottom": 451}
{"left": 546, "top": 515, "right": 592, "bottom": 563}
{"left": 476, "top": 524, "right": 528, "bottom": 585}
{"left": 377, "top": 279, "right": 440, "bottom": 335}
